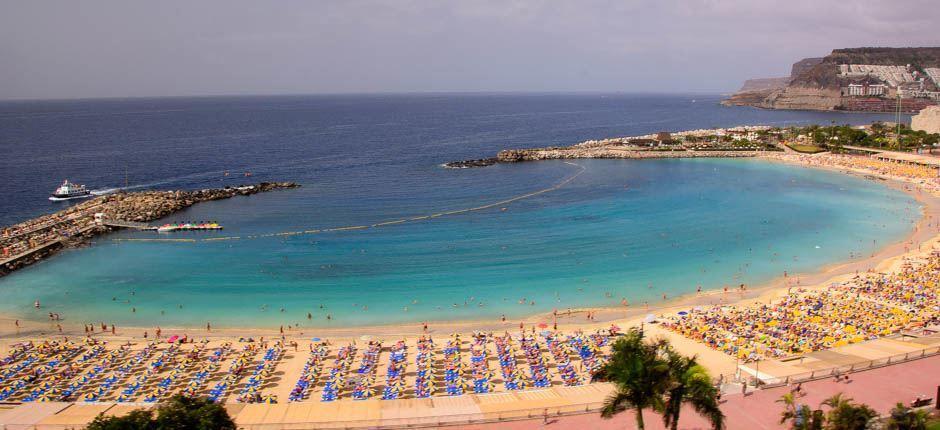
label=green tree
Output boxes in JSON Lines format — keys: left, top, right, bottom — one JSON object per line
{"left": 598, "top": 329, "right": 724, "bottom": 429}
{"left": 661, "top": 352, "right": 725, "bottom": 430}
{"left": 86, "top": 395, "right": 235, "bottom": 430}
{"left": 778, "top": 393, "right": 824, "bottom": 430}
{"left": 87, "top": 410, "right": 156, "bottom": 430}
{"left": 598, "top": 328, "right": 672, "bottom": 429}
{"left": 821, "top": 393, "right": 876, "bottom": 430}
{"left": 886, "top": 403, "right": 929, "bottom": 430}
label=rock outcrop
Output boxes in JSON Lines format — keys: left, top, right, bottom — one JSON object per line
{"left": 737, "top": 77, "right": 790, "bottom": 93}
{"left": 442, "top": 158, "right": 499, "bottom": 168}
{"left": 99, "top": 182, "right": 299, "bottom": 223}
{"left": 724, "top": 47, "right": 940, "bottom": 111}
{"left": 912, "top": 106, "right": 940, "bottom": 134}
{"left": 497, "top": 148, "right": 759, "bottom": 162}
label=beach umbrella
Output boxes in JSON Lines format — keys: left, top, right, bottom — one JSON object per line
{"left": 311, "top": 337, "right": 321, "bottom": 342}
{"left": 677, "top": 311, "right": 688, "bottom": 316}
{"left": 360, "top": 335, "right": 372, "bottom": 341}
{"left": 537, "top": 323, "right": 548, "bottom": 329}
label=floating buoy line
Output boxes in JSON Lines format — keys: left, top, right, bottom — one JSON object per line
{"left": 111, "top": 162, "right": 586, "bottom": 244}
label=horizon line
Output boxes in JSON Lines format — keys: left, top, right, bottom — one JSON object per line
{"left": 0, "top": 90, "right": 733, "bottom": 103}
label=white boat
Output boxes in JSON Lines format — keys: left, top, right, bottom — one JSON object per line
{"left": 49, "top": 180, "right": 92, "bottom": 201}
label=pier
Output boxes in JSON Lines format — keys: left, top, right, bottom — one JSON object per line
{"left": 97, "top": 216, "right": 224, "bottom": 233}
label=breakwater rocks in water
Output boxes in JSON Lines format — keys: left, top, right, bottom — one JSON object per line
{"left": 1, "top": 182, "right": 299, "bottom": 276}
{"left": 100, "top": 182, "right": 299, "bottom": 223}
{"left": 442, "top": 158, "right": 499, "bottom": 168}
{"left": 496, "top": 148, "right": 760, "bottom": 162}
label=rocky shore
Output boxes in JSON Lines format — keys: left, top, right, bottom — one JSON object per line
{"left": 442, "top": 158, "right": 499, "bottom": 168}
{"left": 496, "top": 147, "right": 760, "bottom": 162}
{"left": 1, "top": 182, "right": 299, "bottom": 276}
{"left": 98, "top": 182, "right": 299, "bottom": 224}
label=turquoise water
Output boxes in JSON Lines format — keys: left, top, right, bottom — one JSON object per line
{"left": 0, "top": 158, "right": 919, "bottom": 328}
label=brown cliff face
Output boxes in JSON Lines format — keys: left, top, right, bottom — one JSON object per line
{"left": 725, "top": 47, "right": 940, "bottom": 111}
{"left": 737, "top": 77, "right": 790, "bottom": 92}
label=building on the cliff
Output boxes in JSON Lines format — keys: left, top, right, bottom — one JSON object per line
{"left": 912, "top": 106, "right": 940, "bottom": 134}
{"left": 845, "top": 83, "right": 886, "bottom": 97}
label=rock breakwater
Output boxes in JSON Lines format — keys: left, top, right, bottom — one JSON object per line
{"left": 99, "top": 182, "right": 299, "bottom": 223}
{"left": 1, "top": 182, "right": 299, "bottom": 276}
{"left": 442, "top": 158, "right": 499, "bottom": 168}
{"left": 496, "top": 148, "right": 759, "bottom": 162}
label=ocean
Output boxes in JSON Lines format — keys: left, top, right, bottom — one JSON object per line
{"left": 0, "top": 94, "right": 919, "bottom": 328}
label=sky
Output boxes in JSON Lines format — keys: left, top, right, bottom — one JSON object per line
{"left": 1, "top": 0, "right": 938, "bottom": 100}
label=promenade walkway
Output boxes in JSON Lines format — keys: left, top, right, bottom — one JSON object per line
{"left": 454, "top": 354, "right": 940, "bottom": 430}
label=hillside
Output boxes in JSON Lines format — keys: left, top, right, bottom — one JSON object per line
{"left": 724, "top": 47, "right": 940, "bottom": 112}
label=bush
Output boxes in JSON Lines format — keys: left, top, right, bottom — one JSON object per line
{"left": 86, "top": 395, "right": 235, "bottom": 430}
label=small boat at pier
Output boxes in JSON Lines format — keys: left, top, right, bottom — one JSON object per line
{"left": 156, "top": 222, "right": 223, "bottom": 233}
{"left": 49, "top": 180, "right": 92, "bottom": 201}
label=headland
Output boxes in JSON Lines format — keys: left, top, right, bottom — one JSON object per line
{"left": 723, "top": 47, "right": 940, "bottom": 113}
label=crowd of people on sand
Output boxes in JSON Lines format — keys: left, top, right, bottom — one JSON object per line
{"left": 661, "top": 153, "right": 940, "bottom": 363}
{"left": 766, "top": 153, "right": 940, "bottom": 192}
{"left": 0, "top": 327, "right": 613, "bottom": 405}
{"left": 663, "top": 250, "right": 940, "bottom": 362}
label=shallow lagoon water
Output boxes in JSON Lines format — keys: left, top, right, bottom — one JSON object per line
{"left": 0, "top": 158, "right": 918, "bottom": 327}
{"left": 0, "top": 94, "right": 917, "bottom": 327}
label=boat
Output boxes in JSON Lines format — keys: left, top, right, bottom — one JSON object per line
{"left": 49, "top": 180, "right": 92, "bottom": 201}
{"left": 156, "top": 222, "right": 223, "bottom": 233}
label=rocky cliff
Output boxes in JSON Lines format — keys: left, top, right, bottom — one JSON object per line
{"left": 737, "top": 77, "right": 790, "bottom": 92}
{"left": 724, "top": 47, "right": 940, "bottom": 111}
{"left": 912, "top": 106, "right": 940, "bottom": 134}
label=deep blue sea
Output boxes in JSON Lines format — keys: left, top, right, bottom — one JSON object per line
{"left": 0, "top": 94, "right": 919, "bottom": 328}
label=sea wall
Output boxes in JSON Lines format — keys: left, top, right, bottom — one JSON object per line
{"left": 497, "top": 148, "right": 759, "bottom": 162}
{"left": 99, "top": 182, "right": 299, "bottom": 223}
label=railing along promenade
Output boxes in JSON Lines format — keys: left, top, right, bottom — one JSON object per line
{"left": 741, "top": 343, "right": 940, "bottom": 388}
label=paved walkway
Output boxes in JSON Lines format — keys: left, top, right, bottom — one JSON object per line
{"left": 453, "top": 354, "right": 940, "bottom": 430}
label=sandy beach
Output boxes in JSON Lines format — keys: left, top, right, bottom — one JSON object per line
{"left": 1, "top": 153, "right": 938, "bottom": 381}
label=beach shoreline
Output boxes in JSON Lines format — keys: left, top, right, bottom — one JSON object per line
{"left": 1, "top": 154, "right": 937, "bottom": 356}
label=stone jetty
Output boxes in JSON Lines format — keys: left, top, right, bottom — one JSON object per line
{"left": 442, "top": 158, "right": 499, "bottom": 168}
{"left": 0, "top": 182, "right": 299, "bottom": 276}
{"left": 496, "top": 147, "right": 761, "bottom": 162}
{"left": 444, "top": 126, "right": 781, "bottom": 167}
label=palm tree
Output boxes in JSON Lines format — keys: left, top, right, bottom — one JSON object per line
{"left": 598, "top": 328, "right": 671, "bottom": 430}
{"left": 661, "top": 352, "right": 724, "bottom": 430}
{"left": 778, "top": 393, "right": 822, "bottom": 430}
{"left": 821, "top": 393, "right": 876, "bottom": 430}
{"left": 886, "top": 402, "right": 929, "bottom": 430}
{"left": 779, "top": 392, "right": 801, "bottom": 427}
